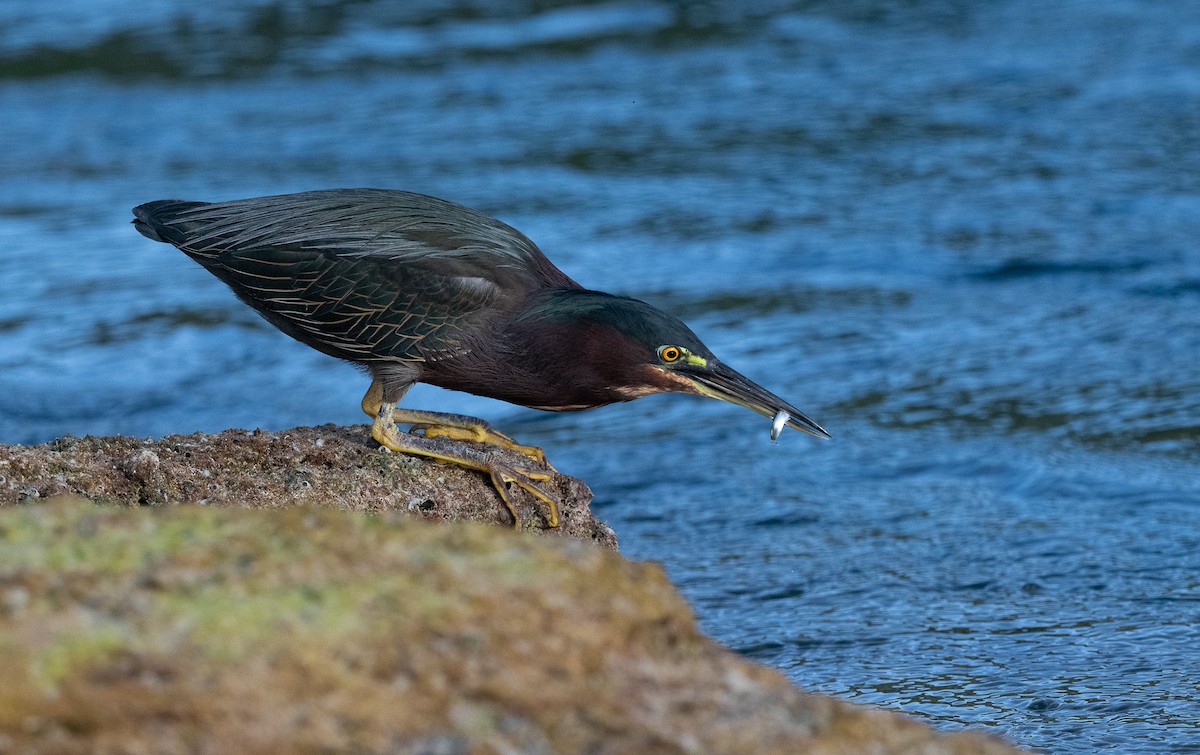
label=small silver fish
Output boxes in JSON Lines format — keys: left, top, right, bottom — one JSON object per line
{"left": 770, "top": 410, "right": 790, "bottom": 442}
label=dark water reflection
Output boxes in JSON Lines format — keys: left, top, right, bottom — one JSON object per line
{"left": 3, "top": 2, "right": 1200, "bottom": 751}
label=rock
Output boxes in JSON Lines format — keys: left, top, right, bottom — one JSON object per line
{"left": 0, "top": 498, "right": 1022, "bottom": 754}
{"left": 0, "top": 424, "right": 615, "bottom": 548}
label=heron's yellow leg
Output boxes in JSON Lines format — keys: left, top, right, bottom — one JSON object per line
{"left": 370, "top": 400, "right": 560, "bottom": 529}
{"left": 361, "top": 378, "right": 385, "bottom": 419}
{"left": 360, "top": 379, "right": 553, "bottom": 468}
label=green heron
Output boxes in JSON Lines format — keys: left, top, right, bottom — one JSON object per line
{"left": 133, "top": 189, "right": 828, "bottom": 527}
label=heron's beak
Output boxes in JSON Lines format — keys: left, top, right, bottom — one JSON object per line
{"left": 681, "top": 361, "right": 830, "bottom": 439}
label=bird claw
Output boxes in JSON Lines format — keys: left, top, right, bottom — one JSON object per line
{"left": 408, "top": 422, "right": 555, "bottom": 470}
{"left": 372, "top": 416, "right": 560, "bottom": 529}
{"left": 488, "top": 464, "right": 560, "bottom": 529}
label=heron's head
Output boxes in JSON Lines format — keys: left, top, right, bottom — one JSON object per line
{"left": 520, "top": 290, "right": 829, "bottom": 439}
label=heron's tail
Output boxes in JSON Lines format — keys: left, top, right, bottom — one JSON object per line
{"left": 131, "top": 200, "right": 209, "bottom": 245}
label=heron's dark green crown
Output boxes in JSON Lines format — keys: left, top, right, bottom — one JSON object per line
{"left": 518, "top": 289, "right": 714, "bottom": 363}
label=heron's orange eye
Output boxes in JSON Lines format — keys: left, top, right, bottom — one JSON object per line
{"left": 659, "top": 346, "right": 682, "bottom": 363}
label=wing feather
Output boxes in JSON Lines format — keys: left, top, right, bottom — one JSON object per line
{"left": 134, "top": 189, "right": 579, "bottom": 363}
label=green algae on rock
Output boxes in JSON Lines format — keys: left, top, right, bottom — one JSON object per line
{"left": 0, "top": 498, "right": 1023, "bottom": 754}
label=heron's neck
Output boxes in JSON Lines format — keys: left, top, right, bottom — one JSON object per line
{"left": 422, "top": 307, "right": 650, "bottom": 411}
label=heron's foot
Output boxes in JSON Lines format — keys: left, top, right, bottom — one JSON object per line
{"left": 361, "top": 383, "right": 556, "bottom": 470}
{"left": 371, "top": 415, "right": 560, "bottom": 529}
{"left": 408, "top": 422, "right": 552, "bottom": 468}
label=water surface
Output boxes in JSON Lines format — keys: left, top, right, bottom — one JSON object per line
{"left": 2, "top": 2, "right": 1199, "bottom": 751}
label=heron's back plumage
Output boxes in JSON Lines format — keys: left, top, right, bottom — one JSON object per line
{"left": 133, "top": 189, "right": 580, "bottom": 365}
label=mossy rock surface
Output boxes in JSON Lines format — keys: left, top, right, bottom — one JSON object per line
{"left": 0, "top": 498, "right": 1021, "bottom": 754}
{"left": 0, "top": 424, "right": 614, "bottom": 547}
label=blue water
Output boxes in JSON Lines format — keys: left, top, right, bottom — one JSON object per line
{"left": 2, "top": 3, "right": 1199, "bottom": 751}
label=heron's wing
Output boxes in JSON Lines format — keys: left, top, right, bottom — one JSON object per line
{"left": 133, "top": 189, "right": 580, "bottom": 363}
